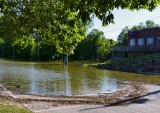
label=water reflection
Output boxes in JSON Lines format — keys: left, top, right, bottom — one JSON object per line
{"left": 107, "top": 70, "right": 160, "bottom": 83}
{"left": 2, "top": 59, "right": 159, "bottom": 96}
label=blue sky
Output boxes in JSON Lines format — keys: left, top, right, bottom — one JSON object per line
{"left": 89, "top": 6, "right": 160, "bottom": 41}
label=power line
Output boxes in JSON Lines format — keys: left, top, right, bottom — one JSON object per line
{"left": 103, "top": 15, "right": 160, "bottom": 33}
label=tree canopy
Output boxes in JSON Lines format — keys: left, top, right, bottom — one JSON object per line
{"left": 72, "top": 29, "right": 116, "bottom": 61}
{"left": 117, "top": 26, "right": 129, "bottom": 45}
{"left": 0, "top": 0, "right": 160, "bottom": 56}
{"left": 0, "top": 0, "right": 88, "bottom": 56}
{"left": 61, "top": 0, "right": 160, "bottom": 25}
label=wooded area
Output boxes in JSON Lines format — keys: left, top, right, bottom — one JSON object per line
{"left": 0, "top": 0, "right": 159, "bottom": 61}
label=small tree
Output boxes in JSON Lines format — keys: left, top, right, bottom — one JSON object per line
{"left": 117, "top": 27, "right": 129, "bottom": 45}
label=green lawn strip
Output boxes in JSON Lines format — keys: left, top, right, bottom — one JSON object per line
{"left": 111, "top": 53, "right": 160, "bottom": 65}
{"left": 0, "top": 98, "right": 32, "bottom": 113}
{"left": 0, "top": 105, "right": 32, "bottom": 113}
{"left": 82, "top": 60, "right": 110, "bottom": 67}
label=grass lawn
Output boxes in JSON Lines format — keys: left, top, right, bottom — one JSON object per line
{"left": 0, "top": 105, "right": 32, "bottom": 113}
{"left": 0, "top": 98, "right": 32, "bottom": 113}
{"left": 111, "top": 53, "right": 160, "bottom": 65}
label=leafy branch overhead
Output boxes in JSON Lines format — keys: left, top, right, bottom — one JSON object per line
{"left": 61, "top": 0, "right": 160, "bottom": 25}
{"left": 0, "top": 0, "right": 160, "bottom": 55}
{"left": 0, "top": 0, "right": 87, "bottom": 55}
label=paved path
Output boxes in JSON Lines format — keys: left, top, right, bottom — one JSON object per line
{"left": 28, "top": 85, "right": 160, "bottom": 113}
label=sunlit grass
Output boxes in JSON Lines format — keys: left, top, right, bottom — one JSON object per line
{"left": 0, "top": 105, "right": 32, "bottom": 113}
{"left": 81, "top": 60, "right": 110, "bottom": 67}
{"left": 0, "top": 98, "right": 32, "bottom": 113}
{"left": 111, "top": 53, "right": 160, "bottom": 65}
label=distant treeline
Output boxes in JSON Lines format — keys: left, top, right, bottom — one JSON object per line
{"left": 0, "top": 29, "right": 116, "bottom": 62}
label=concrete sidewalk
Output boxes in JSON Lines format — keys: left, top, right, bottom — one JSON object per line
{"left": 27, "top": 85, "right": 160, "bottom": 113}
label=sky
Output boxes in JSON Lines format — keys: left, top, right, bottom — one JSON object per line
{"left": 89, "top": 6, "right": 160, "bottom": 41}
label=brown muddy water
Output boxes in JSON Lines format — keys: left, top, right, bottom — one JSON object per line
{"left": 0, "top": 59, "right": 160, "bottom": 96}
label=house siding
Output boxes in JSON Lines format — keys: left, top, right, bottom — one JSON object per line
{"left": 128, "top": 27, "right": 160, "bottom": 46}
{"left": 110, "top": 27, "right": 160, "bottom": 58}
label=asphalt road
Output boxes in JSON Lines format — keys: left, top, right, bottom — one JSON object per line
{"left": 29, "top": 85, "right": 160, "bottom": 113}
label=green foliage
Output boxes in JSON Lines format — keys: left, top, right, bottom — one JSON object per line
{"left": 61, "top": 0, "right": 160, "bottom": 25}
{"left": 145, "top": 20, "right": 159, "bottom": 28}
{"left": 13, "top": 35, "right": 36, "bottom": 53}
{"left": 117, "top": 27, "right": 129, "bottom": 45}
{"left": 0, "top": 38, "right": 5, "bottom": 45}
{"left": 0, "top": 0, "right": 160, "bottom": 60}
{"left": 73, "top": 29, "right": 116, "bottom": 61}
{"left": 53, "top": 22, "right": 87, "bottom": 55}
{"left": 0, "top": 0, "right": 87, "bottom": 56}
{"left": 111, "top": 53, "right": 160, "bottom": 65}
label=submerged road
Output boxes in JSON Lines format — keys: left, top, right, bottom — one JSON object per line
{"left": 30, "top": 85, "right": 160, "bottom": 113}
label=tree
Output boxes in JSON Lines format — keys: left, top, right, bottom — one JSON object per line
{"left": 117, "top": 27, "right": 129, "bottom": 45}
{"left": 0, "top": 0, "right": 87, "bottom": 57}
{"left": 145, "top": 20, "right": 159, "bottom": 28}
{"left": 73, "top": 29, "right": 116, "bottom": 61}
{"left": 61, "top": 0, "right": 160, "bottom": 25}
{"left": 0, "top": 0, "right": 160, "bottom": 60}
{"left": 1, "top": 0, "right": 159, "bottom": 35}
{"left": 131, "top": 23, "right": 146, "bottom": 31}
{"left": 0, "top": 38, "right": 5, "bottom": 45}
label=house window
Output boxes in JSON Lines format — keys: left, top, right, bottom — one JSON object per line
{"left": 130, "top": 39, "right": 135, "bottom": 46}
{"left": 147, "top": 37, "right": 153, "bottom": 45}
{"left": 130, "top": 31, "right": 136, "bottom": 36}
{"left": 157, "top": 37, "right": 160, "bottom": 45}
{"left": 138, "top": 38, "right": 144, "bottom": 45}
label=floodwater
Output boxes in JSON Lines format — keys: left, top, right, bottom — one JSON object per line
{"left": 0, "top": 59, "right": 160, "bottom": 96}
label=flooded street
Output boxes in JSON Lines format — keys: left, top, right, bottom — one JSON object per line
{"left": 0, "top": 59, "right": 160, "bottom": 96}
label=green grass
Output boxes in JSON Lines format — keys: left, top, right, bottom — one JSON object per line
{"left": 111, "top": 53, "right": 160, "bottom": 65}
{"left": 0, "top": 99, "right": 32, "bottom": 113}
{"left": 82, "top": 60, "right": 111, "bottom": 67}
{"left": 0, "top": 105, "right": 32, "bottom": 113}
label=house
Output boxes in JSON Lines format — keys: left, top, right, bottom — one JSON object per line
{"left": 110, "top": 27, "right": 160, "bottom": 58}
